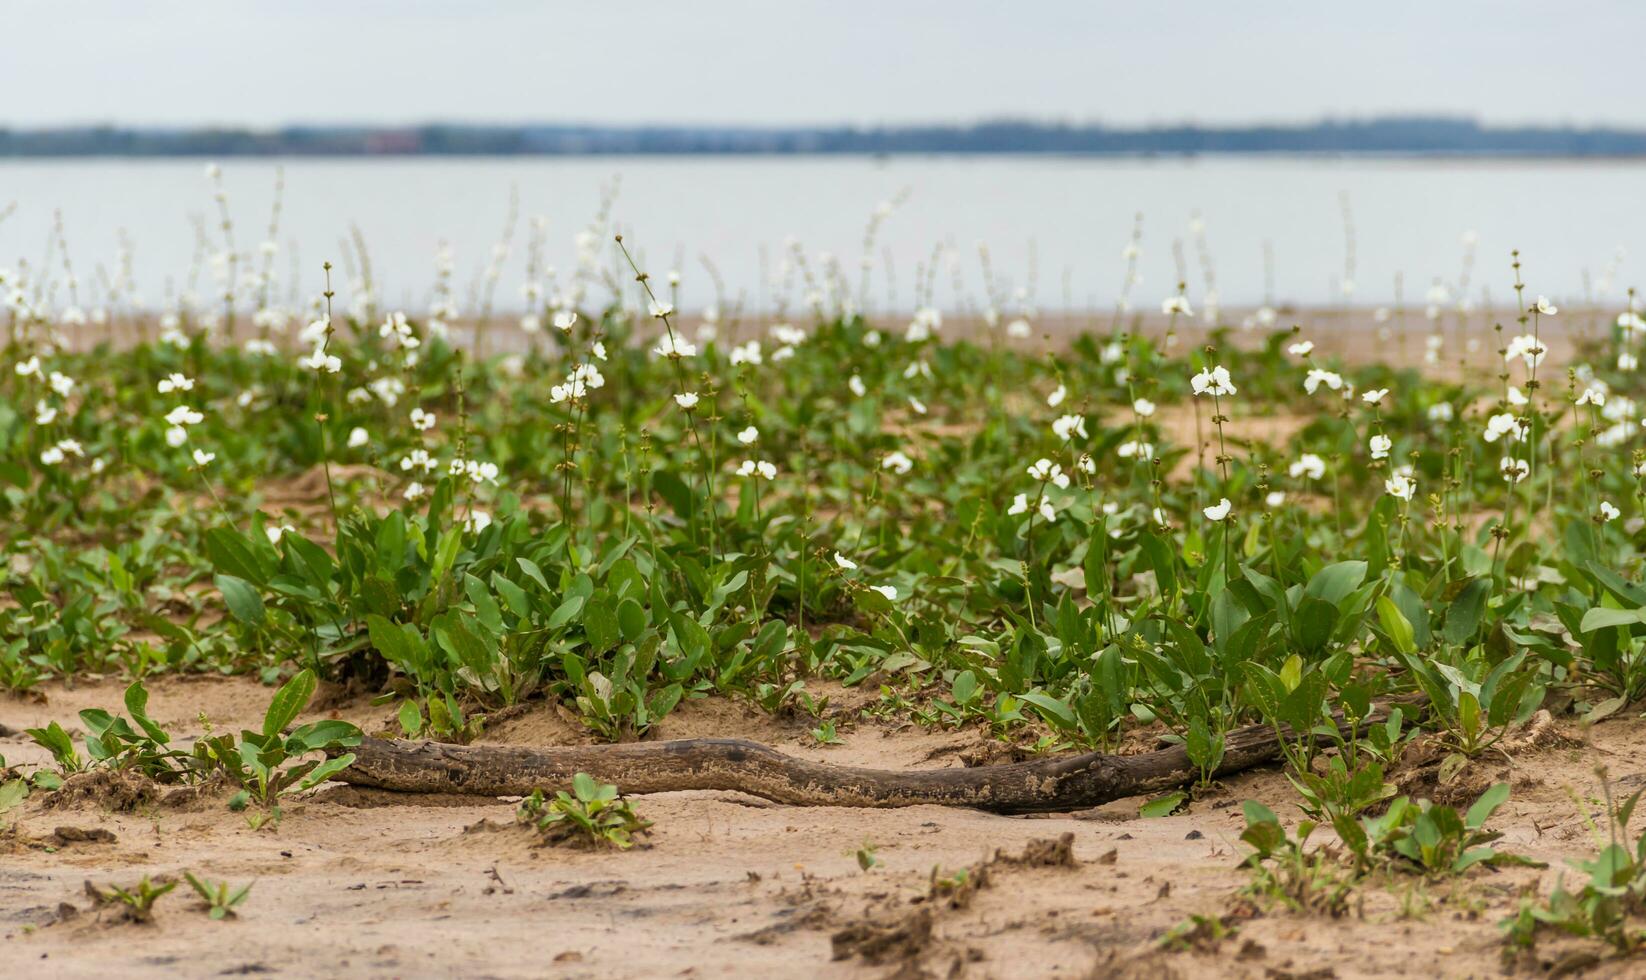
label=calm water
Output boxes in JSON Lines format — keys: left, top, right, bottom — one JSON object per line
{"left": 2, "top": 155, "right": 1643, "bottom": 311}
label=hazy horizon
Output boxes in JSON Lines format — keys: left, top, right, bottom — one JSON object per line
{"left": 7, "top": 1, "right": 1646, "bottom": 129}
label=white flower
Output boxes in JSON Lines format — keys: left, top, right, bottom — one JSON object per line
{"left": 1117, "top": 440, "right": 1154, "bottom": 460}
{"left": 1369, "top": 434, "right": 1393, "bottom": 460}
{"left": 1385, "top": 473, "right": 1417, "bottom": 500}
{"left": 1046, "top": 384, "right": 1066, "bottom": 408}
{"left": 771, "top": 322, "right": 808, "bottom": 346}
{"left": 674, "top": 391, "right": 699, "bottom": 410}
{"left": 1265, "top": 491, "right": 1286, "bottom": 508}
{"left": 1618, "top": 312, "right": 1646, "bottom": 334}
{"left": 464, "top": 510, "right": 493, "bottom": 533}
{"left": 905, "top": 307, "right": 941, "bottom": 341}
{"left": 1203, "top": 498, "right": 1232, "bottom": 521}
{"left": 1027, "top": 458, "right": 1070, "bottom": 489}
{"left": 648, "top": 301, "right": 675, "bottom": 319}
{"left": 402, "top": 481, "right": 427, "bottom": 501}
{"left": 191, "top": 448, "right": 216, "bottom": 466}
{"left": 452, "top": 459, "right": 500, "bottom": 485}
{"left": 347, "top": 426, "right": 370, "bottom": 448}
{"left": 265, "top": 524, "right": 296, "bottom": 544}
{"left": 1289, "top": 453, "right": 1326, "bottom": 480}
{"left": 1622, "top": 352, "right": 1640, "bottom": 372}
{"left": 1005, "top": 318, "right": 1031, "bottom": 338}
{"left": 39, "top": 446, "right": 65, "bottom": 466}
{"left": 14, "top": 356, "right": 42, "bottom": 378}
{"left": 1304, "top": 369, "right": 1343, "bottom": 394}
{"left": 300, "top": 345, "right": 341, "bottom": 373}
{"left": 1506, "top": 385, "right": 1529, "bottom": 407}
{"left": 1361, "top": 388, "right": 1389, "bottom": 405}
{"left": 1132, "top": 398, "right": 1156, "bottom": 417}
{"left": 410, "top": 407, "right": 437, "bottom": 431}
{"left": 165, "top": 405, "right": 205, "bottom": 427}
{"left": 1287, "top": 341, "right": 1315, "bottom": 357}
{"left": 553, "top": 310, "right": 578, "bottom": 332}
{"left": 908, "top": 396, "right": 927, "bottom": 415}
{"left": 1600, "top": 500, "right": 1621, "bottom": 522}
{"left": 157, "top": 373, "right": 195, "bottom": 394}
{"left": 1504, "top": 334, "right": 1548, "bottom": 369}
{"left": 729, "top": 340, "right": 762, "bottom": 366}
{"left": 1052, "top": 414, "right": 1088, "bottom": 441}
{"left": 870, "top": 585, "right": 898, "bottom": 601}
{"left": 1483, "top": 412, "right": 1525, "bottom": 443}
{"left": 591, "top": 341, "right": 608, "bottom": 361}
{"left": 1428, "top": 403, "right": 1454, "bottom": 422}
{"left": 400, "top": 449, "right": 437, "bottom": 473}
{"left": 34, "top": 400, "right": 57, "bottom": 425}
{"left": 737, "top": 425, "right": 759, "bottom": 445}
{"left": 1161, "top": 296, "right": 1192, "bottom": 316}
{"left": 736, "top": 459, "right": 778, "bottom": 480}
{"left": 1577, "top": 384, "right": 1608, "bottom": 408}
{"left": 1500, "top": 457, "right": 1529, "bottom": 483}
{"left": 653, "top": 334, "right": 697, "bottom": 359}
{"left": 834, "top": 552, "right": 858, "bottom": 570}
{"left": 48, "top": 372, "right": 74, "bottom": 397}
{"left": 1532, "top": 296, "right": 1558, "bottom": 316}
{"left": 165, "top": 426, "right": 188, "bottom": 447}
{"left": 1190, "top": 364, "right": 1236, "bottom": 397}
{"left": 882, "top": 451, "right": 914, "bottom": 475}
{"left": 848, "top": 375, "right": 867, "bottom": 397}
{"left": 1007, "top": 492, "right": 1030, "bottom": 515}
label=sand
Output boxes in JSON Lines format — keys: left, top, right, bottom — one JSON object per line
{"left": 3, "top": 676, "right": 1645, "bottom": 978}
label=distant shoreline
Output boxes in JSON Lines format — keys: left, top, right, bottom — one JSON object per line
{"left": 7, "top": 117, "right": 1646, "bottom": 158}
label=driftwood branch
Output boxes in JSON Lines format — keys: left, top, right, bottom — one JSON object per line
{"left": 333, "top": 697, "right": 1422, "bottom": 814}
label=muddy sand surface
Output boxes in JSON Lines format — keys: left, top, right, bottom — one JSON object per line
{"left": 4, "top": 675, "right": 1646, "bottom": 978}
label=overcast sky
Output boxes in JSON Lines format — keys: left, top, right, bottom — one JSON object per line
{"left": 7, "top": 1, "right": 1646, "bottom": 128}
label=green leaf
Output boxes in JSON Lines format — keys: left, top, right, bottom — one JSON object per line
{"left": 1465, "top": 783, "right": 1511, "bottom": 830}
{"left": 1376, "top": 595, "right": 1416, "bottom": 655}
{"left": 1304, "top": 560, "right": 1367, "bottom": 608}
{"left": 263, "top": 669, "right": 317, "bottom": 739}
{"left": 1293, "top": 596, "right": 1339, "bottom": 654}
{"left": 583, "top": 596, "right": 620, "bottom": 655}
{"left": 215, "top": 574, "right": 266, "bottom": 626}
{"left": 124, "top": 680, "right": 169, "bottom": 745}
{"left": 298, "top": 753, "right": 356, "bottom": 790}
{"left": 1019, "top": 692, "right": 1077, "bottom": 730}
{"left": 1580, "top": 606, "right": 1646, "bottom": 633}
{"left": 1140, "top": 791, "right": 1187, "bottom": 819}
{"left": 205, "top": 526, "right": 273, "bottom": 586}
{"left": 397, "top": 700, "right": 423, "bottom": 737}
{"left": 1442, "top": 578, "right": 1490, "bottom": 646}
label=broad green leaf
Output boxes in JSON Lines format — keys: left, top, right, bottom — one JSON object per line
{"left": 263, "top": 669, "right": 317, "bottom": 738}
{"left": 216, "top": 574, "right": 266, "bottom": 626}
{"left": 1140, "top": 791, "right": 1187, "bottom": 819}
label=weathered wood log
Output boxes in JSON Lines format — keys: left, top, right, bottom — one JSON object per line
{"left": 333, "top": 697, "right": 1421, "bottom": 814}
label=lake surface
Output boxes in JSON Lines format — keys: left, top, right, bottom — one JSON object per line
{"left": 2, "top": 155, "right": 1643, "bottom": 313}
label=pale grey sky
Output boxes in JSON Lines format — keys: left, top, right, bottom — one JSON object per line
{"left": 7, "top": 0, "right": 1645, "bottom": 128}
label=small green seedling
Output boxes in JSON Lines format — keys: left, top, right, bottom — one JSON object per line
{"left": 87, "top": 876, "right": 178, "bottom": 923}
{"left": 516, "top": 772, "right": 651, "bottom": 849}
{"left": 856, "top": 842, "right": 879, "bottom": 871}
{"left": 184, "top": 872, "right": 253, "bottom": 920}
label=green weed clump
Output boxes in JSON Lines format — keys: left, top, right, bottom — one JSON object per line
{"left": 516, "top": 773, "right": 651, "bottom": 849}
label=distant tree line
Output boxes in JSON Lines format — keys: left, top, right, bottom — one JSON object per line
{"left": 4, "top": 117, "right": 1646, "bottom": 157}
